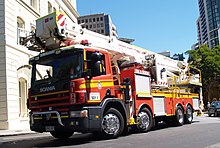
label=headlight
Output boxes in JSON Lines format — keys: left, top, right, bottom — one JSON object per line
{"left": 69, "top": 110, "right": 88, "bottom": 118}
{"left": 69, "top": 111, "right": 80, "bottom": 118}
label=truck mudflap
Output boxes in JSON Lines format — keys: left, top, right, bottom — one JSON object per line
{"left": 30, "top": 106, "right": 102, "bottom": 133}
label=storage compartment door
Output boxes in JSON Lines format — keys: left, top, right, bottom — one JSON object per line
{"left": 153, "top": 96, "right": 166, "bottom": 116}
{"left": 135, "top": 74, "right": 151, "bottom": 97}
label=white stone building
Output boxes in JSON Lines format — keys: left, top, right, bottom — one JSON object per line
{"left": 0, "top": 0, "right": 78, "bottom": 130}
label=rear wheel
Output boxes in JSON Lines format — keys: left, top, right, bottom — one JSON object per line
{"left": 185, "top": 105, "right": 193, "bottom": 124}
{"left": 101, "top": 108, "right": 124, "bottom": 139}
{"left": 175, "top": 106, "right": 184, "bottom": 126}
{"left": 50, "top": 131, "right": 74, "bottom": 139}
{"left": 131, "top": 108, "right": 153, "bottom": 132}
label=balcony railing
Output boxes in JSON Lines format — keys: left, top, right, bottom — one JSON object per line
{"left": 17, "top": 27, "right": 32, "bottom": 45}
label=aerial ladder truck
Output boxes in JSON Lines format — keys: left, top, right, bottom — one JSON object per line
{"left": 25, "top": 12, "right": 203, "bottom": 139}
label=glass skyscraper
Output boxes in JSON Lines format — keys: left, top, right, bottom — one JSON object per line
{"left": 197, "top": 0, "right": 220, "bottom": 48}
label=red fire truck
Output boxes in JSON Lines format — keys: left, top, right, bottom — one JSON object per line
{"left": 26, "top": 12, "right": 202, "bottom": 139}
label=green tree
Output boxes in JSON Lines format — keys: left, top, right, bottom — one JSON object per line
{"left": 186, "top": 45, "right": 220, "bottom": 104}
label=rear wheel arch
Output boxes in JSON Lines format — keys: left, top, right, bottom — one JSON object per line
{"left": 175, "top": 103, "right": 185, "bottom": 115}
{"left": 185, "top": 103, "right": 193, "bottom": 113}
{"left": 176, "top": 103, "right": 184, "bottom": 111}
{"left": 138, "top": 103, "right": 153, "bottom": 117}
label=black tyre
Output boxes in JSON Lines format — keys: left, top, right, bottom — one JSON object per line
{"left": 175, "top": 106, "right": 184, "bottom": 126}
{"left": 208, "top": 110, "right": 212, "bottom": 117}
{"left": 50, "top": 131, "right": 74, "bottom": 139}
{"left": 185, "top": 105, "right": 193, "bottom": 124}
{"left": 131, "top": 108, "right": 153, "bottom": 133}
{"left": 101, "top": 108, "right": 124, "bottom": 139}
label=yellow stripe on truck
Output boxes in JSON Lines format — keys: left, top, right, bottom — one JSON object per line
{"left": 31, "top": 90, "right": 69, "bottom": 98}
{"left": 79, "top": 80, "right": 114, "bottom": 89}
{"left": 136, "top": 92, "right": 152, "bottom": 97}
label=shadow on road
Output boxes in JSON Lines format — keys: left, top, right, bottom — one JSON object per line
{"left": 32, "top": 133, "right": 105, "bottom": 147}
{"left": 4, "top": 115, "right": 220, "bottom": 148}
{"left": 30, "top": 123, "right": 184, "bottom": 147}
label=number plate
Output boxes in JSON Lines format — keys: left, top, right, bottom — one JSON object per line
{"left": 45, "top": 126, "right": 55, "bottom": 131}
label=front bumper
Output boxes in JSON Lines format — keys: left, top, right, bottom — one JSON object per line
{"left": 30, "top": 106, "right": 102, "bottom": 133}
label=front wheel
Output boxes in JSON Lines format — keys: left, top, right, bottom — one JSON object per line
{"left": 50, "top": 131, "right": 74, "bottom": 139}
{"left": 101, "top": 108, "right": 124, "bottom": 139}
{"left": 131, "top": 108, "right": 153, "bottom": 133}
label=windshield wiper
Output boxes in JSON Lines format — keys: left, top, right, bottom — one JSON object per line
{"left": 36, "top": 69, "right": 43, "bottom": 79}
{"left": 33, "top": 79, "right": 52, "bottom": 87}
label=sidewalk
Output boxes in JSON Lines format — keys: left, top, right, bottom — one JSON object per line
{"left": 0, "top": 129, "right": 36, "bottom": 137}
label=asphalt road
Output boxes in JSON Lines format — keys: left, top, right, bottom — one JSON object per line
{"left": 1, "top": 114, "right": 220, "bottom": 148}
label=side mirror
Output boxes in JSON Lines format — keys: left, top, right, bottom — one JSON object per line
{"left": 91, "top": 52, "right": 103, "bottom": 61}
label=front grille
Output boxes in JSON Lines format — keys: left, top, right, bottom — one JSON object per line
{"left": 30, "top": 91, "right": 70, "bottom": 111}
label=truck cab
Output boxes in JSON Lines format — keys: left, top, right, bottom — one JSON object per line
{"left": 28, "top": 45, "right": 125, "bottom": 138}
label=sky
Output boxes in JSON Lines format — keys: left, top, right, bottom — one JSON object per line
{"left": 76, "top": 1, "right": 199, "bottom": 56}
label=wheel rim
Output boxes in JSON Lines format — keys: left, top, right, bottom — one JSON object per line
{"left": 187, "top": 108, "right": 193, "bottom": 122}
{"left": 102, "top": 113, "right": 120, "bottom": 135}
{"left": 137, "top": 111, "right": 150, "bottom": 129}
{"left": 177, "top": 109, "right": 184, "bottom": 123}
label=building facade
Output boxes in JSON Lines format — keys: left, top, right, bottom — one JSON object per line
{"left": 77, "top": 13, "right": 118, "bottom": 37}
{"left": 158, "top": 51, "right": 185, "bottom": 61}
{"left": 197, "top": 0, "right": 220, "bottom": 48}
{"left": 0, "top": 0, "right": 78, "bottom": 130}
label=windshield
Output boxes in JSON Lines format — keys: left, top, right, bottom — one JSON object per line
{"left": 31, "top": 50, "right": 83, "bottom": 85}
{"left": 211, "top": 102, "right": 220, "bottom": 108}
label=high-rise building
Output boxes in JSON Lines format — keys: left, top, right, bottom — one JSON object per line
{"left": 197, "top": 0, "right": 220, "bottom": 48}
{"left": 0, "top": 0, "right": 78, "bottom": 130}
{"left": 77, "top": 14, "right": 118, "bottom": 37}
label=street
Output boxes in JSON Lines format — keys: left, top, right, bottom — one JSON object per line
{"left": 0, "top": 114, "right": 220, "bottom": 148}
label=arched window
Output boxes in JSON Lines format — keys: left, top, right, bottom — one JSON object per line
{"left": 17, "top": 65, "right": 31, "bottom": 118}
{"left": 17, "top": 17, "right": 25, "bottom": 44}
{"left": 48, "top": 2, "right": 52, "bottom": 14}
{"left": 17, "top": 17, "right": 25, "bottom": 29}
{"left": 19, "top": 78, "right": 28, "bottom": 117}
